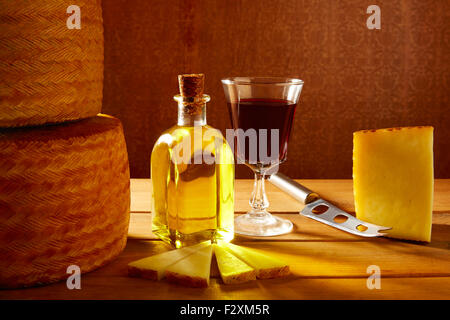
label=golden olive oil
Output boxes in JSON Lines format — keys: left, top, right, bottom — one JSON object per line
{"left": 151, "top": 74, "right": 234, "bottom": 248}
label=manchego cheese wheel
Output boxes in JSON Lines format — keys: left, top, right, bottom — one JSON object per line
{"left": 0, "top": 114, "right": 130, "bottom": 288}
{"left": 0, "top": 0, "right": 104, "bottom": 127}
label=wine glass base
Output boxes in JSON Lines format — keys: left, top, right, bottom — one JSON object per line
{"left": 234, "top": 212, "right": 293, "bottom": 237}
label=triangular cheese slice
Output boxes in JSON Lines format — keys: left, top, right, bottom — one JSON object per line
{"left": 213, "top": 244, "right": 256, "bottom": 284}
{"left": 127, "top": 241, "right": 210, "bottom": 280}
{"left": 165, "top": 244, "right": 213, "bottom": 288}
{"left": 221, "top": 242, "right": 289, "bottom": 279}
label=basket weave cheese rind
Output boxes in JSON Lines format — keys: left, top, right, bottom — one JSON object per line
{"left": 0, "top": 114, "right": 130, "bottom": 288}
{"left": 0, "top": 0, "right": 104, "bottom": 127}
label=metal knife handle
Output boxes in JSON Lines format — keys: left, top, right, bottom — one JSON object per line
{"left": 268, "top": 172, "right": 391, "bottom": 237}
{"left": 268, "top": 172, "right": 319, "bottom": 204}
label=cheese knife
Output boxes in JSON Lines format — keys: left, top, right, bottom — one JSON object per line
{"left": 268, "top": 173, "right": 391, "bottom": 237}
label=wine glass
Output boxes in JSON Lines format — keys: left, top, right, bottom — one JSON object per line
{"left": 222, "top": 77, "right": 303, "bottom": 236}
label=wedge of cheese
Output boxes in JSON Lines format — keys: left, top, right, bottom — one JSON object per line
{"left": 128, "top": 241, "right": 210, "bottom": 280}
{"left": 213, "top": 244, "right": 256, "bottom": 284}
{"left": 220, "top": 242, "right": 290, "bottom": 279}
{"left": 165, "top": 244, "right": 213, "bottom": 288}
{"left": 353, "top": 126, "right": 434, "bottom": 242}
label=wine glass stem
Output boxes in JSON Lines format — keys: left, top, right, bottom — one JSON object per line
{"left": 249, "top": 172, "right": 269, "bottom": 217}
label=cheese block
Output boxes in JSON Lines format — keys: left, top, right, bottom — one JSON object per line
{"left": 220, "top": 242, "right": 290, "bottom": 279}
{"left": 0, "top": 0, "right": 104, "bottom": 127}
{"left": 165, "top": 245, "right": 213, "bottom": 288}
{"left": 353, "top": 126, "right": 434, "bottom": 242}
{"left": 128, "top": 241, "right": 211, "bottom": 281}
{"left": 0, "top": 114, "right": 130, "bottom": 288}
{"left": 213, "top": 244, "right": 256, "bottom": 284}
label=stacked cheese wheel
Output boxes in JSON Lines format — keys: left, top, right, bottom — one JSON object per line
{"left": 0, "top": 0, "right": 103, "bottom": 127}
{"left": 0, "top": 1, "right": 130, "bottom": 288}
{"left": 0, "top": 115, "right": 131, "bottom": 288}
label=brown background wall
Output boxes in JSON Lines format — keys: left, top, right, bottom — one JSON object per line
{"left": 102, "top": 0, "right": 450, "bottom": 179}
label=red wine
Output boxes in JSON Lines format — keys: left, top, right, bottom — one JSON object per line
{"left": 227, "top": 98, "right": 297, "bottom": 166}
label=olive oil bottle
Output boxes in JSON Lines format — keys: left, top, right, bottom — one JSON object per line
{"left": 151, "top": 74, "right": 234, "bottom": 248}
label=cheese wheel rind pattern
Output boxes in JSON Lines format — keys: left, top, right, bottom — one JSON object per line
{"left": 0, "top": 0, "right": 104, "bottom": 127}
{"left": 0, "top": 114, "right": 130, "bottom": 288}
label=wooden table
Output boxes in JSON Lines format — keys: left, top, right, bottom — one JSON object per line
{"left": 2, "top": 179, "right": 450, "bottom": 300}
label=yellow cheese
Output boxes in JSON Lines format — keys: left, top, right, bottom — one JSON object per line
{"left": 220, "top": 242, "right": 290, "bottom": 279}
{"left": 353, "top": 126, "right": 434, "bottom": 242}
{"left": 165, "top": 244, "right": 213, "bottom": 288}
{"left": 0, "top": 114, "right": 130, "bottom": 288}
{"left": 213, "top": 244, "right": 256, "bottom": 284}
{"left": 128, "top": 242, "right": 211, "bottom": 281}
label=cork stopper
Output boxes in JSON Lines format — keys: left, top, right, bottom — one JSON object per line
{"left": 175, "top": 73, "right": 209, "bottom": 116}
{"left": 178, "top": 74, "right": 204, "bottom": 97}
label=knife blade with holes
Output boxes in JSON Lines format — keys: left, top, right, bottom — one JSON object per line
{"left": 268, "top": 173, "right": 391, "bottom": 237}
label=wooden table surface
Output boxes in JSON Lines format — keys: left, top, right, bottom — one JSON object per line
{"left": 2, "top": 179, "right": 450, "bottom": 300}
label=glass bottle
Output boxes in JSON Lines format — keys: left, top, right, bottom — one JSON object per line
{"left": 151, "top": 74, "right": 234, "bottom": 248}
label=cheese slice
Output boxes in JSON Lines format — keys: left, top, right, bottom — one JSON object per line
{"left": 127, "top": 241, "right": 210, "bottom": 281}
{"left": 165, "top": 244, "right": 213, "bottom": 288}
{"left": 353, "top": 126, "right": 434, "bottom": 242}
{"left": 220, "top": 242, "right": 290, "bottom": 279}
{"left": 213, "top": 244, "right": 256, "bottom": 284}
